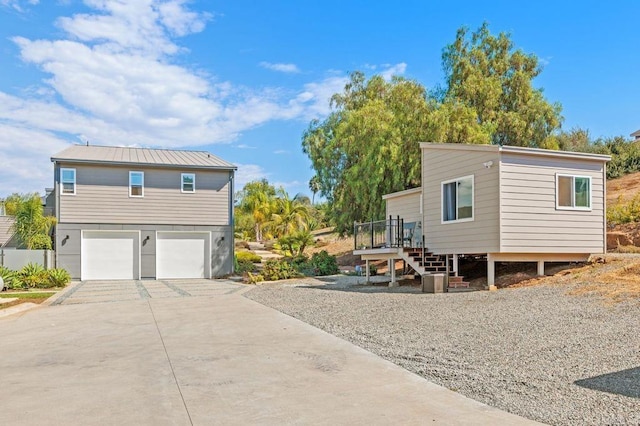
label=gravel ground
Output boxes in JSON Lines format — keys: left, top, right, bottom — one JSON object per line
{"left": 245, "top": 279, "right": 640, "bottom": 425}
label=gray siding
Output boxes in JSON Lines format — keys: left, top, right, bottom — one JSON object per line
{"left": 0, "top": 216, "right": 15, "bottom": 246}
{"left": 57, "top": 164, "right": 231, "bottom": 225}
{"left": 423, "top": 148, "right": 500, "bottom": 254}
{"left": 385, "top": 190, "right": 422, "bottom": 224}
{"left": 56, "top": 223, "right": 233, "bottom": 279}
{"left": 499, "top": 153, "right": 605, "bottom": 253}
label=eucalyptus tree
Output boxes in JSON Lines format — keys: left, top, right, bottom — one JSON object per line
{"left": 439, "top": 22, "right": 563, "bottom": 147}
{"left": 302, "top": 72, "right": 432, "bottom": 234}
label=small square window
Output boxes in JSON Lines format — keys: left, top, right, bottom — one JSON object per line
{"left": 129, "top": 171, "right": 144, "bottom": 197}
{"left": 442, "top": 175, "right": 474, "bottom": 223}
{"left": 61, "top": 168, "right": 76, "bottom": 195}
{"left": 556, "top": 174, "right": 591, "bottom": 210}
{"left": 181, "top": 173, "right": 195, "bottom": 193}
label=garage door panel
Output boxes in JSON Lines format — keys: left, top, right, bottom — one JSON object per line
{"left": 157, "top": 232, "right": 210, "bottom": 279}
{"left": 82, "top": 231, "right": 139, "bottom": 280}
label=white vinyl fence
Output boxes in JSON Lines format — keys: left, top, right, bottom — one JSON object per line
{"left": 0, "top": 249, "right": 54, "bottom": 270}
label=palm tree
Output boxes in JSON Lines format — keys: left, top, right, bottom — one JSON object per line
{"left": 236, "top": 179, "right": 276, "bottom": 242}
{"left": 268, "top": 191, "right": 312, "bottom": 238}
{"left": 11, "top": 193, "right": 56, "bottom": 249}
{"left": 309, "top": 176, "right": 321, "bottom": 205}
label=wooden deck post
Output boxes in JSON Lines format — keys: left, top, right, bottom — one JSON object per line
{"left": 365, "top": 259, "right": 370, "bottom": 284}
{"left": 388, "top": 259, "right": 398, "bottom": 287}
{"left": 487, "top": 253, "right": 497, "bottom": 291}
{"left": 452, "top": 254, "right": 458, "bottom": 276}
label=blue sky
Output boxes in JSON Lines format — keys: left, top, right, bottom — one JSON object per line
{"left": 1, "top": 0, "right": 639, "bottom": 199}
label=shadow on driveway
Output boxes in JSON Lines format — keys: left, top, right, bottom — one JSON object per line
{"left": 575, "top": 367, "right": 640, "bottom": 399}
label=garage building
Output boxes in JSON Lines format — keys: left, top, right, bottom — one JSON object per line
{"left": 51, "top": 145, "right": 236, "bottom": 280}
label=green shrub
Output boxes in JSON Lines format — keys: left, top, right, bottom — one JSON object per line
{"left": 260, "top": 259, "right": 302, "bottom": 281}
{"left": 607, "top": 194, "right": 640, "bottom": 225}
{"left": 19, "top": 263, "right": 49, "bottom": 288}
{"left": 246, "top": 272, "right": 264, "bottom": 284}
{"left": 236, "top": 251, "right": 262, "bottom": 263}
{"left": 309, "top": 251, "right": 339, "bottom": 276}
{"left": 236, "top": 259, "right": 257, "bottom": 274}
{"left": 46, "top": 268, "right": 71, "bottom": 288}
{"left": 0, "top": 266, "right": 22, "bottom": 289}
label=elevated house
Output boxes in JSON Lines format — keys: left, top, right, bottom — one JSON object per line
{"left": 354, "top": 143, "right": 611, "bottom": 289}
{"left": 631, "top": 129, "right": 640, "bottom": 141}
{"left": 51, "top": 145, "right": 236, "bottom": 281}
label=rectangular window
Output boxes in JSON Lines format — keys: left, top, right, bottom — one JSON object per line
{"left": 129, "top": 171, "right": 144, "bottom": 197}
{"left": 181, "top": 173, "right": 195, "bottom": 193}
{"left": 61, "top": 168, "right": 76, "bottom": 195}
{"left": 557, "top": 174, "right": 591, "bottom": 209}
{"left": 442, "top": 175, "right": 474, "bottom": 223}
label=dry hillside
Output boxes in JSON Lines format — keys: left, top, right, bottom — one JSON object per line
{"left": 607, "top": 170, "right": 640, "bottom": 204}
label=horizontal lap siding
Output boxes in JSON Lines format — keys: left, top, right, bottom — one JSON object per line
{"left": 386, "top": 191, "right": 422, "bottom": 224}
{"left": 423, "top": 148, "right": 500, "bottom": 254}
{"left": 59, "top": 164, "right": 230, "bottom": 225}
{"left": 500, "top": 153, "right": 605, "bottom": 253}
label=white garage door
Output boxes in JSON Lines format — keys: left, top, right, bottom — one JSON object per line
{"left": 82, "top": 231, "right": 140, "bottom": 280}
{"left": 156, "top": 232, "right": 211, "bottom": 279}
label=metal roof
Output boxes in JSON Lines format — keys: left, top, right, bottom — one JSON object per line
{"left": 420, "top": 142, "right": 611, "bottom": 162}
{"left": 51, "top": 145, "right": 237, "bottom": 170}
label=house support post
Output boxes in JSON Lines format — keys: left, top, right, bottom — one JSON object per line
{"left": 487, "top": 253, "right": 497, "bottom": 291}
{"left": 388, "top": 259, "right": 398, "bottom": 287}
{"left": 365, "top": 259, "right": 370, "bottom": 284}
{"left": 537, "top": 260, "right": 545, "bottom": 277}
{"left": 452, "top": 254, "right": 458, "bottom": 276}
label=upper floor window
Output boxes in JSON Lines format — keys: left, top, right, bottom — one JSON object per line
{"left": 557, "top": 174, "right": 591, "bottom": 210}
{"left": 61, "top": 168, "right": 76, "bottom": 195}
{"left": 129, "top": 171, "right": 144, "bottom": 197}
{"left": 442, "top": 175, "right": 474, "bottom": 223}
{"left": 181, "top": 173, "right": 195, "bottom": 193}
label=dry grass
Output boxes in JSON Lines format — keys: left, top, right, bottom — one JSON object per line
{"left": 569, "top": 260, "right": 640, "bottom": 303}
{"left": 607, "top": 171, "right": 640, "bottom": 205}
{"left": 500, "top": 257, "right": 640, "bottom": 304}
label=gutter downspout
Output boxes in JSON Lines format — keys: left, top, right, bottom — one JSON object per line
{"left": 53, "top": 160, "right": 60, "bottom": 269}
{"left": 229, "top": 171, "right": 235, "bottom": 275}
{"left": 603, "top": 162, "right": 607, "bottom": 254}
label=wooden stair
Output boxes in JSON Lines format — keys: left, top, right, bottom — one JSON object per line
{"left": 401, "top": 248, "right": 469, "bottom": 290}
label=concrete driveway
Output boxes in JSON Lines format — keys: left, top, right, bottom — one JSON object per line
{"left": 0, "top": 280, "right": 540, "bottom": 425}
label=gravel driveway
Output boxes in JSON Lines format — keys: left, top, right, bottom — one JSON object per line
{"left": 245, "top": 280, "right": 639, "bottom": 425}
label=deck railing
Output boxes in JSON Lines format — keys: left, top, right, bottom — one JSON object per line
{"left": 354, "top": 216, "right": 419, "bottom": 250}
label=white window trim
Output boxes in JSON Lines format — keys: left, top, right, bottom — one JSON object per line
{"left": 129, "top": 171, "right": 144, "bottom": 198}
{"left": 441, "top": 175, "right": 475, "bottom": 224}
{"left": 181, "top": 173, "right": 196, "bottom": 193}
{"left": 556, "top": 174, "right": 592, "bottom": 211}
{"left": 61, "top": 167, "right": 76, "bottom": 196}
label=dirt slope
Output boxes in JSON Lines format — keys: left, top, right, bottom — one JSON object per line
{"left": 607, "top": 171, "right": 640, "bottom": 204}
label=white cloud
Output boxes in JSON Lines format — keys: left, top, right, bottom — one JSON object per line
{"left": 236, "top": 144, "right": 256, "bottom": 149}
{"left": 272, "top": 180, "right": 302, "bottom": 191}
{"left": 380, "top": 62, "right": 407, "bottom": 80}
{"left": 234, "top": 163, "right": 269, "bottom": 189}
{"left": 273, "top": 149, "right": 289, "bottom": 154}
{"left": 1, "top": 0, "right": 38, "bottom": 12}
{"left": 292, "top": 75, "right": 349, "bottom": 118}
{"left": 0, "top": 124, "right": 68, "bottom": 196}
{"left": 0, "top": 1, "right": 355, "bottom": 196}
{"left": 259, "top": 62, "right": 300, "bottom": 74}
